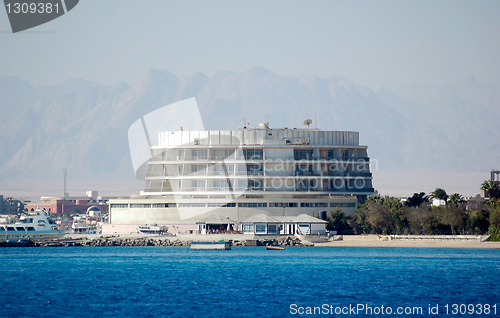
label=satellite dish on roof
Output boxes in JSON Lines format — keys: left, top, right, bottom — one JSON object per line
{"left": 303, "top": 119, "right": 312, "bottom": 128}
{"left": 259, "top": 122, "right": 269, "bottom": 129}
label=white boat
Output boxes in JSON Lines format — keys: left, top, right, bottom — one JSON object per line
{"left": 191, "top": 240, "right": 232, "bottom": 250}
{"left": 138, "top": 224, "right": 168, "bottom": 234}
{"left": 0, "top": 208, "right": 64, "bottom": 242}
{"left": 71, "top": 215, "right": 88, "bottom": 233}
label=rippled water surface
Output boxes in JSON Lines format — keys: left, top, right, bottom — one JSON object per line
{"left": 1, "top": 247, "right": 499, "bottom": 317}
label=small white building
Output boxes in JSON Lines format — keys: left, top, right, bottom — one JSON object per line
{"left": 242, "top": 214, "right": 281, "bottom": 235}
{"left": 242, "top": 214, "right": 326, "bottom": 235}
{"left": 432, "top": 198, "right": 446, "bottom": 206}
{"left": 275, "top": 214, "right": 327, "bottom": 235}
{"left": 196, "top": 214, "right": 237, "bottom": 234}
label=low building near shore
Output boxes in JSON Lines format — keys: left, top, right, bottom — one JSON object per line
{"left": 242, "top": 214, "right": 327, "bottom": 235}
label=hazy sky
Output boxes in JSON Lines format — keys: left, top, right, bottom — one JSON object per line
{"left": 1, "top": 0, "right": 499, "bottom": 90}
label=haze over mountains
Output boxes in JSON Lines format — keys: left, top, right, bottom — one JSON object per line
{"left": 1, "top": 67, "right": 498, "bottom": 198}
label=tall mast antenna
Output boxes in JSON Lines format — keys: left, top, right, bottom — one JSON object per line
{"left": 63, "top": 169, "right": 68, "bottom": 197}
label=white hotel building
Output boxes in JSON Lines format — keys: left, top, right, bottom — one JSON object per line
{"left": 108, "top": 128, "right": 374, "bottom": 230}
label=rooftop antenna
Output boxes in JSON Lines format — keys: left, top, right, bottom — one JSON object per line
{"left": 303, "top": 119, "right": 312, "bottom": 129}
{"left": 63, "top": 169, "right": 69, "bottom": 197}
{"left": 315, "top": 113, "right": 317, "bottom": 129}
{"left": 283, "top": 105, "right": 286, "bottom": 128}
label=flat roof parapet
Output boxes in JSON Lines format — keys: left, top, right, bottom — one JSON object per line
{"left": 158, "top": 128, "right": 361, "bottom": 147}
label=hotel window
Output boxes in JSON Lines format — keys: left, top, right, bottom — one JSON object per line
{"left": 315, "top": 202, "right": 328, "bottom": 207}
{"left": 207, "top": 203, "right": 226, "bottom": 207}
{"left": 178, "top": 203, "right": 206, "bottom": 208}
{"left": 269, "top": 202, "right": 298, "bottom": 207}
{"left": 267, "top": 224, "right": 278, "bottom": 235}
{"left": 223, "top": 203, "right": 236, "bottom": 207}
{"left": 192, "top": 164, "right": 206, "bottom": 175}
{"left": 301, "top": 203, "right": 314, "bottom": 207}
{"left": 191, "top": 149, "right": 208, "bottom": 159}
{"left": 238, "top": 165, "right": 247, "bottom": 174}
{"left": 192, "top": 180, "right": 206, "bottom": 190}
{"left": 330, "top": 202, "right": 356, "bottom": 208}
{"left": 248, "top": 179, "right": 263, "bottom": 190}
{"left": 110, "top": 204, "right": 129, "bottom": 208}
{"left": 243, "top": 148, "right": 263, "bottom": 160}
{"left": 152, "top": 203, "right": 177, "bottom": 208}
{"left": 237, "top": 180, "right": 248, "bottom": 190}
{"left": 213, "top": 180, "right": 232, "bottom": 190}
{"left": 244, "top": 224, "right": 254, "bottom": 233}
{"left": 130, "top": 203, "right": 151, "bottom": 208}
{"left": 213, "top": 164, "right": 234, "bottom": 175}
{"left": 320, "top": 149, "right": 334, "bottom": 160}
{"left": 270, "top": 203, "right": 285, "bottom": 207}
{"left": 357, "top": 163, "right": 367, "bottom": 172}
{"left": 295, "top": 164, "right": 314, "bottom": 175}
{"left": 255, "top": 224, "right": 267, "bottom": 234}
{"left": 328, "top": 163, "right": 339, "bottom": 173}
{"left": 238, "top": 202, "right": 267, "bottom": 208}
{"left": 239, "top": 164, "right": 263, "bottom": 175}
{"left": 213, "top": 149, "right": 236, "bottom": 159}
{"left": 294, "top": 149, "right": 313, "bottom": 160}
{"left": 342, "top": 150, "right": 349, "bottom": 159}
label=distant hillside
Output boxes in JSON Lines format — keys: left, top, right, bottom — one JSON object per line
{"left": 0, "top": 68, "right": 498, "bottom": 196}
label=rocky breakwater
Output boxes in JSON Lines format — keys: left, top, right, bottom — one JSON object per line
{"left": 33, "top": 235, "right": 308, "bottom": 247}
{"left": 34, "top": 236, "right": 190, "bottom": 247}
{"left": 81, "top": 237, "right": 190, "bottom": 247}
{"left": 232, "top": 236, "right": 309, "bottom": 247}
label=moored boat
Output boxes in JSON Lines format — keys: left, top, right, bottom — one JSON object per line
{"left": 0, "top": 208, "right": 64, "bottom": 243}
{"left": 138, "top": 224, "right": 168, "bottom": 234}
{"left": 266, "top": 246, "right": 285, "bottom": 250}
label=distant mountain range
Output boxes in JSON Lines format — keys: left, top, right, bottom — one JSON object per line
{"left": 1, "top": 67, "right": 498, "bottom": 197}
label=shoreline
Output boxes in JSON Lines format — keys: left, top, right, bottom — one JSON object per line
{"left": 25, "top": 233, "right": 500, "bottom": 249}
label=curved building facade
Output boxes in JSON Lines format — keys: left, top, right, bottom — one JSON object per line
{"left": 109, "top": 128, "right": 374, "bottom": 225}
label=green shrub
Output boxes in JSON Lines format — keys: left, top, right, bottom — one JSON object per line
{"left": 488, "top": 225, "right": 500, "bottom": 241}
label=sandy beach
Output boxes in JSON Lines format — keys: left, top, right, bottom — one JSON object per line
{"left": 314, "top": 240, "right": 500, "bottom": 249}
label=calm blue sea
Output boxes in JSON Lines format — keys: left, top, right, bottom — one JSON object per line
{"left": 1, "top": 247, "right": 499, "bottom": 318}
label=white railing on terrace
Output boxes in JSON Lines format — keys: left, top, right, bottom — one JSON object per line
{"left": 149, "top": 156, "right": 369, "bottom": 163}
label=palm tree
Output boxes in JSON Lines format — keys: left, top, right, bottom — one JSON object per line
{"left": 405, "top": 192, "right": 429, "bottom": 207}
{"left": 430, "top": 188, "right": 448, "bottom": 205}
{"left": 448, "top": 193, "right": 465, "bottom": 206}
{"left": 480, "top": 180, "right": 500, "bottom": 199}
